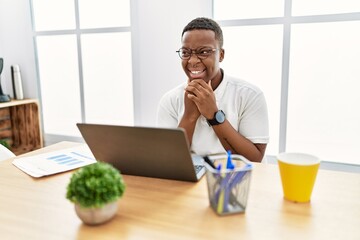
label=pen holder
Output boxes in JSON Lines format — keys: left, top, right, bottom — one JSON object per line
{"left": 204, "top": 155, "right": 253, "bottom": 216}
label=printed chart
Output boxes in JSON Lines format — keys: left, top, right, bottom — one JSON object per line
{"left": 12, "top": 145, "right": 96, "bottom": 178}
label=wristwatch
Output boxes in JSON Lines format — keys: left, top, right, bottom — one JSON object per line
{"left": 207, "top": 110, "right": 226, "bottom": 126}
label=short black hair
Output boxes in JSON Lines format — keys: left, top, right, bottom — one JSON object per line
{"left": 182, "top": 17, "right": 223, "bottom": 48}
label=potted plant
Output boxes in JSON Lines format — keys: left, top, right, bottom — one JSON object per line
{"left": 0, "top": 139, "right": 11, "bottom": 149}
{"left": 66, "top": 162, "right": 126, "bottom": 225}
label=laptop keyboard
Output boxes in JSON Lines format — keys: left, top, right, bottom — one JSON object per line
{"left": 194, "top": 165, "right": 204, "bottom": 174}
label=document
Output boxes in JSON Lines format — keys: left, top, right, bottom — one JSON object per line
{"left": 12, "top": 145, "right": 96, "bottom": 178}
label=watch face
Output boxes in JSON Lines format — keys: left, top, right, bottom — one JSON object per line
{"left": 215, "top": 110, "right": 225, "bottom": 123}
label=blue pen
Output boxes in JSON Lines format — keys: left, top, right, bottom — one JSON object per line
{"left": 226, "top": 150, "right": 235, "bottom": 170}
{"left": 216, "top": 163, "right": 222, "bottom": 172}
{"left": 228, "top": 164, "right": 253, "bottom": 207}
{"left": 217, "top": 164, "right": 232, "bottom": 214}
{"left": 228, "top": 164, "right": 252, "bottom": 190}
{"left": 218, "top": 151, "right": 235, "bottom": 213}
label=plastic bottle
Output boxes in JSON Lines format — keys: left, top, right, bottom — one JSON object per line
{"left": 11, "top": 65, "right": 24, "bottom": 100}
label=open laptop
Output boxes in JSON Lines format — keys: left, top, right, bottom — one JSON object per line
{"left": 77, "top": 123, "right": 205, "bottom": 182}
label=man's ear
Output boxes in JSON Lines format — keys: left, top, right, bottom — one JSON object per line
{"left": 219, "top": 48, "right": 225, "bottom": 62}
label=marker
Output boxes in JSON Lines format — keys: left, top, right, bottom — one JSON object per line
{"left": 216, "top": 163, "right": 222, "bottom": 172}
{"left": 226, "top": 150, "right": 235, "bottom": 170}
{"left": 203, "top": 156, "right": 217, "bottom": 169}
{"left": 219, "top": 150, "right": 235, "bottom": 213}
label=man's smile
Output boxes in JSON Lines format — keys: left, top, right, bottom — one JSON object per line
{"left": 189, "top": 69, "right": 206, "bottom": 79}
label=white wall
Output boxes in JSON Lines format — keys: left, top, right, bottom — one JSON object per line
{"left": 0, "top": 0, "right": 212, "bottom": 128}
{"left": 131, "top": 0, "right": 212, "bottom": 126}
{"left": 0, "top": 0, "right": 38, "bottom": 99}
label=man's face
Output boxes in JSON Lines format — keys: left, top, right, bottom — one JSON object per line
{"left": 181, "top": 30, "right": 224, "bottom": 83}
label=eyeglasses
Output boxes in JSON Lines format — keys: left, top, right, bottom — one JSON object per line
{"left": 176, "top": 48, "right": 218, "bottom": 60}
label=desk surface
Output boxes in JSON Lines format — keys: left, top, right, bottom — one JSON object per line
{"left": 0, "top": 142, "right": 359, "bottom": 240}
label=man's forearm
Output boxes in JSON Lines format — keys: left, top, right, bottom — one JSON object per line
{"left": 212, "top": 120, "right": 266, "bottom": 162}
{"left": 178, "top": 117, "right": 198, "bottom": 147}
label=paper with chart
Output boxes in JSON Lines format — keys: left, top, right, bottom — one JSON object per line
{"left": 12, "top": 145, "right": 96, "bottom": 178}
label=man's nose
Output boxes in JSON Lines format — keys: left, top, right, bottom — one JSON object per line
{"left": 188, "top": 52, "right": 201, "bottom": 63}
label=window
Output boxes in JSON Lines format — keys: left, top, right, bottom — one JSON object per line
{"left": 292, "top": 0, "right": 360, "bottom": 16}
{"left": 214, "top": 0, "right": 360, "bottom": 165}
{"left": 214, "top": 0, "right": 284, "bottom": 19}
{"left": 221, "top": 25, "right": 283, "bottom": 156}
{"left": 31, "top": 0, "right": 133, "bottom": 141}
{"left": 287, "top": 21, "right": 360, "bottom": 165}
{"left": 36, "top": 35, "right": 81, "bottom": 136}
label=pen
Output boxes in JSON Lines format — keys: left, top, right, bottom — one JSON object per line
{"left": 226, "top": 150, "right": 235, "bottom": 170}
{"left": 217, "top": 167, "right": 231, "bottom": 214}
{"left": 229, "top": 164, "right": 252, "bottom": 189}
{"left": 217, "top": 162, "right": 223, "bottom": 171}
{"left": 219, "top": 151, "right": 235, "bottom": 213}
{"left": 217, "top": 151, "right": 235, "bottom": 214}
{"left": 203, "top": 155, "right": 217, "bottom": 169}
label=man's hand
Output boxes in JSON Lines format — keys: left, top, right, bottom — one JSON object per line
{"left": 185, "top": 79, "right": 218, "bottom": 119}
{"left": 183, "top": 79, "right": 201, "bottom": 121}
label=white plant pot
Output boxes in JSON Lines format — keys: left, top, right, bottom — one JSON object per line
{"left": 75, "top": 201, "right": 118, "bottom": 225}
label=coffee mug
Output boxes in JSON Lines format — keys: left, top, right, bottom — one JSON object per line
{"left": 277, "top": 152, "right": 320, "bottom": 203}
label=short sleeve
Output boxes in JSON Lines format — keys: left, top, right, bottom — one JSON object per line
{"left": 156, "top": 90, "right": 181, "bottom": 128}
{"left": 238, "top": 92, "right": 269, "bottom": 144}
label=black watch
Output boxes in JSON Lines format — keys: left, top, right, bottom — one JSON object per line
{"left": 207, "top": 110, "right": 226, "bottom": 126}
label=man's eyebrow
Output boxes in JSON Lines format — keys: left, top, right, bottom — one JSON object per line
{"left": 181, "top": 46, "right": 213, "bottom": 50}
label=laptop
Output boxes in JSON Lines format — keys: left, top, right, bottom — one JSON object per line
{"left": 77, "top": 123, "right": 206, "bottom": 182}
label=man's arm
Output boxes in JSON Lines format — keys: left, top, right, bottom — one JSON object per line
{"left": 178, "top": 88, "right": 201, "bottom": 146}
{"left": 186, "top": 79, "right": 267, "bottom": 162}
{"left": 211, "top": 120, "right": 267, "bottom": 162}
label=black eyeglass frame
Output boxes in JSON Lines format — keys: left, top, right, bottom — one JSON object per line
{"left": 176, "top": 48, "right": 219, "bottom": 60}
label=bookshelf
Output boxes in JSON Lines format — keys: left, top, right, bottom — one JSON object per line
{"left": 0, "top": 99, "right": 43, "bottom": 155}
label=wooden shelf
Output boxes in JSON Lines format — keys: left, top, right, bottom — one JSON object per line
{"left": 0, "top": 99, "right": 43, "bottom": 155}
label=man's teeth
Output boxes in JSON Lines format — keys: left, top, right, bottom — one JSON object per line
{"left": 191, "top": 70, "right": 203, "bottom": 74}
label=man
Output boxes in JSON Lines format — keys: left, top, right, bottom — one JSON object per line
{"left": 157, "top": 17, "right": 269, "bottom": 162}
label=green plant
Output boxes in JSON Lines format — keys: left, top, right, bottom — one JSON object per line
{"left": 0, "top": 139, "right": 10, "bottom": 149}
{"left": 66, "top": 162, "right": 126, "bottom": 208}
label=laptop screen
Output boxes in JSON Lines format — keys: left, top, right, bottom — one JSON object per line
{"left": 77, "top": 123, "right": 205, "bottom": 182}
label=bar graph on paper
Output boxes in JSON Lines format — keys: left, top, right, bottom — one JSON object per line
{"left": 47, "top": 152, "right": 94, "bottom": 167}
{"left": 12, "top": 145, "right": 97, "bottom": 178}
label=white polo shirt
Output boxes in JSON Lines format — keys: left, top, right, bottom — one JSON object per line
{"left": 156, "top": 73, "right": 269, "bottom": 156}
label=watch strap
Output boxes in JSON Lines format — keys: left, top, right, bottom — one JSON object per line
{"left": 206, "top": 110, "right": 225, "bottom": 126}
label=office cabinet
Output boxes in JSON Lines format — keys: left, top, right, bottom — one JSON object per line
{"left": 0, "top": 99, "right": 43, "bottom": 155}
